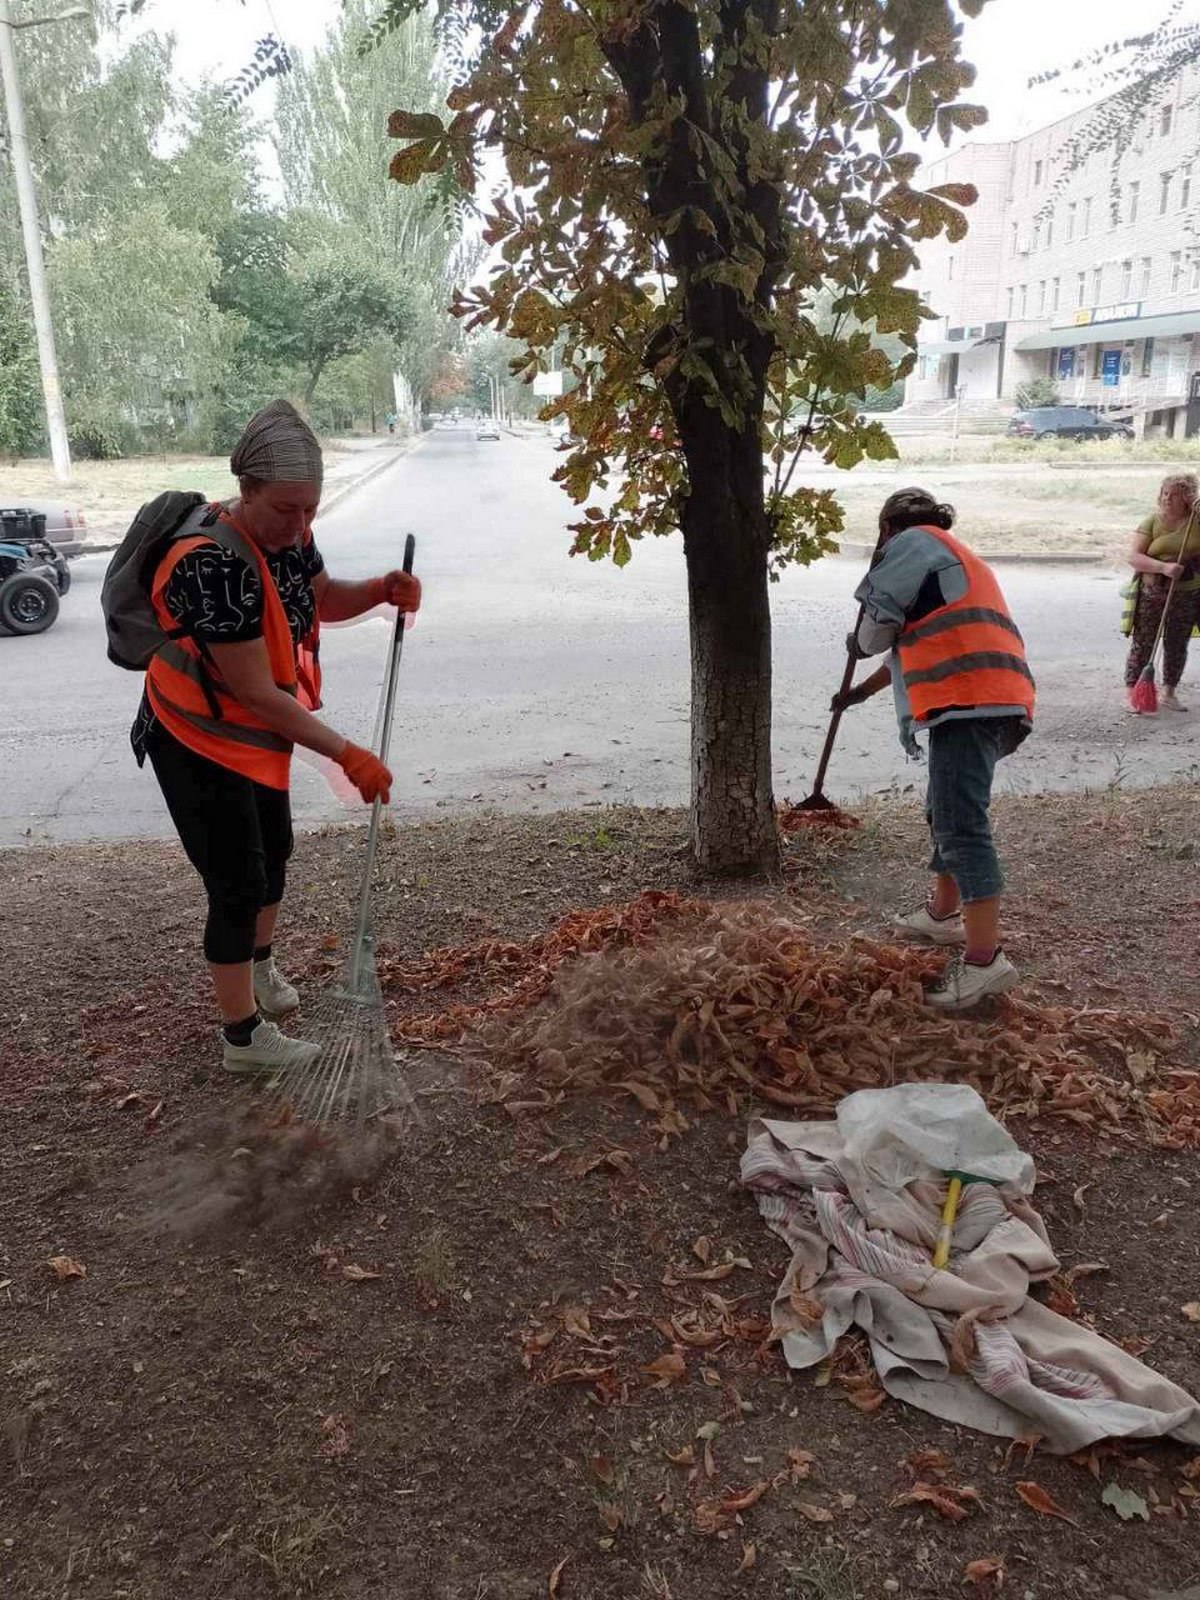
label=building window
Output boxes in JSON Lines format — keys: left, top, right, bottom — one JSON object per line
{"left": 1032, "top": 220, "right": 1041, "bottom": 252}
{"left": 1010, "top": 221, "right": 1019, "bottom": 255}
{"left": 1036, "top": 280, "right": 1046, "bottom": 315}
{"left": 1161, "top": 103, "right": 1173, "bottom": 138}
{"left": 1034, "top": 158, "right": 1043, "bottom": 186}
{"left": 1128, "top": 181, "right": 1139, "bottom": 224}
{"left": 1006, "top": 286, "right": 1014, "bottom": 319}
{"left": 1066, "top": 202, "right": 1076, "bottom": 241}
{"left": 1161, "top": 172, "right": 1172, "bottom": 214}
{"left": 1051, "top": 277, "right": 1061, "bottom": 313}
{"left": 1191, "top": 256, "right": 1200, "bottom": 292}
{"left": 1140, "top": 257, "right": 1152, "bottom": 296}
{"left": 1019, "top": 284, "right": 1028, "bottom": 317}
{"left": 1082, "top": 197, "right": 1092, "bottom": 237}
{"left": 1143, "top": 338, "right": 1155, "bottom": 378}
{"left": 1171, "top": 251, "right": 1183, "bottom": 292}
{"left": 1075, "top": 271, "right": 1086, "bottom": 308}
{"left": 1121, "top": 259, "right": 1133, "bottom": 297}
{"left": 1091, "top": 265, "right": 1104, "bottom": 303}
{"left": 1183, "top": 167, "right": 1194, "bottom": 210}
{"left": 1093, "top": 345, "right": 1105, "bottom": 380}
{"left": 1045, "top": 212, "right": 1054, "bottom": 248}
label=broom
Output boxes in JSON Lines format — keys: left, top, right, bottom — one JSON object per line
{"left": 793, "top": 529, "right": 888, "bottom": 820}
{"left": 1130, "top": 504, "right": 1198, "bottom": 715}
{"left": 271, "top": 535, "right": 420, "bottom": 1129}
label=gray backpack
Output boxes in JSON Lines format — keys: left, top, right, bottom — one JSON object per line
{"left": 101, "top": 491, "right": 234, "bottom": 669}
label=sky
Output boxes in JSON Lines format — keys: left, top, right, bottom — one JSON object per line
{"left": 138, "top": 0, "right": 1200, "bottom": 146}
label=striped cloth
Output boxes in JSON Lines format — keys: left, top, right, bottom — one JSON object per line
{"left": 742, "top": 1114, "right": 1200, "bottom": 1454}
{"left": 230, "top": 399, "right": 324, "bottom": 485}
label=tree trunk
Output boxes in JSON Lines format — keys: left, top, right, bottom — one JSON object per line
{"left": 681, "top": 429, "right": 779, "bottom": 877}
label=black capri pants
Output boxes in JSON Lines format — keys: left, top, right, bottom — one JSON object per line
{"left": 147, "top": 722, "right": 294, "bottom": 965}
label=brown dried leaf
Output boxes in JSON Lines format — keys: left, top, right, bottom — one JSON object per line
{"left": 1182, "top": 1302, "right": 1200, "bottom": 1323}
{"left": 795, "top": 1500, "right": 834, "bottom": 1523}
{"left": 721, "top": 1481, "right": 769, "bottom": 1514}
{"left": 589, "top": 1453, "right": 614, "bottom": 1485}
{"left": 902, "top": 1448, "right": 952, "bottom": 1480}
{"left": 548, "top": 1552, "right": 570, "bottom": 1597}
{"left": 1014, "top": 1480, "right": 1079, "bottom": 1525}
{"left": 641, "top": 1349, "right": 686, "bottom": 1388}
{"left": 963, "top": 1555, "right": 1005, "bottom": 1590}
{"left": 788, "top": 1448, "right": 815, "bottom": 1480}
{"left": 563, "top": 1305, "right": 592, "bottom": 1338}
{"left": 47, "top": 1255, "right": 86, "bottom": 1280}
{"left": 692, "top": 1234, "right": 713, "bottom": 1264}
{"left": 665, "top": 1443, "right": 695, "bottom": 1467}
{"left": 737, "top": 1541, "right": 756, "bottom": 1573}
{"left": 341, "top": 1264, "right": 382, "bottom": 1282}
{"left": 891, "top": 1482, "right": 982, "bottom": 1522}
{"left": 319, "top": 1413, "right": 351, "bottom": 1459}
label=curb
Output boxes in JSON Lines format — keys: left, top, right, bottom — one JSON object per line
{"left": 73, "top": 437, "right": 420, "bottom": 558}
{"left": 836, "top": 540, "right": 1106, "bottom": 567}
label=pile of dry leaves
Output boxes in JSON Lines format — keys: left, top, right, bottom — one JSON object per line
{"left": 382, "top": 893, "right": 1200, "bottom": 1147}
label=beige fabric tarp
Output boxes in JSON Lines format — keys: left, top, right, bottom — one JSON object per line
{"left": 742, "top": 1110, "right": 1200, "bottom": 1455}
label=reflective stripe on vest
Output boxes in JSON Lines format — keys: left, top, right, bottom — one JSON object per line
{"left": 896, "top": 527, "right": 1035, "bottom": 725}
{"left": 145, "top": 517, "right": 303, "bottom": 788}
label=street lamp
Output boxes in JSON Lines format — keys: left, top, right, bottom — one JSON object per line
{"left": 0, "top": 1, "right": 90, "bottom": 482}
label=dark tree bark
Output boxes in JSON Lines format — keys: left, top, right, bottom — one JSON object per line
{"left": 605, "top": 0, "right": 783, "bottom": 875}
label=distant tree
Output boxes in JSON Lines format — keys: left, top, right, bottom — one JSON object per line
{"left": 280, "top": 249, "right": 410, "bottom": 406}
{"left": 377, "top": 0, "right": 987, "bottom": 873}
{"left": 1014, "top": 376, "right": 1061, "bottom": 409}
{"left": 0, "top": 281, "right": 41, "bottom": 458}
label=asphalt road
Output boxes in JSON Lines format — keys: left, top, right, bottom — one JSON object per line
{"left": 3, "top": 425, "right": 1198, "bottom": 848}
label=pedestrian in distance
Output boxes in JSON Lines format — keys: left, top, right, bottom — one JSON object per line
{"left": 831, "top": 487, "right": 1035, "bottom": 1012}
{"left": 1123, "top": 471, "right": 1200, "bottom": 714}
{"left": 111, "top": 399, "right": 421, "bottom": 1076}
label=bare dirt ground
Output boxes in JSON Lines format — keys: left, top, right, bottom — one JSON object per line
{"left": 3, "top": 795, "right": 1200, "bottom": 1600}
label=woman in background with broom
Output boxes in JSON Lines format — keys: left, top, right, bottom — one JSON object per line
{"left": 1124, "top": 472, "right": 1199, "bottom": 714}
{"left": 129, "top": 400, "right": 421, "bottom": 1077}
{"left": 831, "top": 488, "right": 1034, "bottom": 1013}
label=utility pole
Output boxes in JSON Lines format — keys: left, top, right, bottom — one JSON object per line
{"left": 0, "top": 2, "right": 88, "bottom": 483}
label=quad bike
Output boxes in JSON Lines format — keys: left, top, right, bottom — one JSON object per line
{"left": 0, "top": 509, "right": 71, "bottom": 636}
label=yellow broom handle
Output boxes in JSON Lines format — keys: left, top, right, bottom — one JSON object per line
{"left": 932, "top": 1175, "right": 963, "bottom": 1270}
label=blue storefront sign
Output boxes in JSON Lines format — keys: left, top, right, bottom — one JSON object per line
{"left": 1057, "top": 348, "right": 1075, "bottom": 380}
{"left": 1102, "top": 349, "right": 1122, "bottom": 387}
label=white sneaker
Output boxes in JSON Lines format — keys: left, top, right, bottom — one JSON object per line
{"left": 222, "top": 1019, "right": 320, "bottom": 1076}
{"left": 892, "top": 902, "right": 967, "bottom": 947}
{"left": 253, "top": 956, "right": 299, "bottom": 1016}
{"left": 924, "top": 951, "right": 1020, "bottom": 1012}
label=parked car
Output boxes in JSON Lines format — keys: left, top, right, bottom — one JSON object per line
{"left": 1007, "top": 406, "right": 1133, "bottom": 441}
{"left": 2, "top": 497, "right": 89, "bottom": 557}
{"left": 476, "top": 421, "right": 501, "bottom": 441}
{"left": 0, "top": 512, "right": 71, "bottom": 635}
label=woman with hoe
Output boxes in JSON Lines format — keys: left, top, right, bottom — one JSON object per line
{"left": 832, "top": 488, "right": 1035, "bottom": 1012}
{"left": 126, "top": 400, "right": 421, "bottom": 1074}
{"left": 1124, "top": 472, "right": 1200, "bottom": 713}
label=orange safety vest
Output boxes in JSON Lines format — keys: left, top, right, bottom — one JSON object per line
{"left": 145, "top": 510, "right": 322, "bottom": 790}
{"left": 896, "top": 527, "right": 1035, "bottom": 726}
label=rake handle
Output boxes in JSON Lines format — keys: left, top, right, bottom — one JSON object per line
{"left": 348, "top": 533, "right": 416, "bottom": 989}
{"left": 1144, "top": 505, "right": 1198, "bottom": 675}
{"left": 809, "top": 605, "right": 866, "bottom": 800}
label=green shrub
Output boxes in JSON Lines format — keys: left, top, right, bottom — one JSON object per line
{"left": 1014, "top": 376, "right": 1061, "bottom": 409}
{"left": 66, "top": 396, "right": 134, "bottom": 460}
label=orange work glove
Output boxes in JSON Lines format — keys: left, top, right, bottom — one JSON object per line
{"left": 337, "top": 741, "right": 392, "bottom": 804}
{"left": 368, "top": 571, "right": 422, "bottom": 612}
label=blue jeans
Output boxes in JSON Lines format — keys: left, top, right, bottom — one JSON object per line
{"left": 925, "top": 717, "right": 1026, "bottom": 904}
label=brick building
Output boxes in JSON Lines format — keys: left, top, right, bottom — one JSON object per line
{"left": 906, "top": 67, "right": 1200, "bottom": 436}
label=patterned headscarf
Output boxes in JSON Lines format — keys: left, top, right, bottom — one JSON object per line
{"left": 230, "top": 399, "right": 324, "bottom": 486}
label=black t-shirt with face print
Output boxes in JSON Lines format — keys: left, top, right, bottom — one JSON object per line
{"left": 130, "top": 534, "right": 324, "bottom": 763}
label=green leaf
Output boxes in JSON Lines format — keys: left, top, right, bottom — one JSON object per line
{"left": 1101, "top": 1483, "right": 1149, "bottom": 1522}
